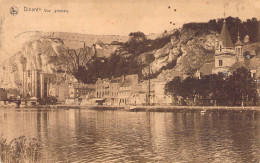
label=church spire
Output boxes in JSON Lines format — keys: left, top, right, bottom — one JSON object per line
{"left": 223, "top": 1, "right": 226, "bottom": 23}
{"left": 219, "top": 20, "right": 234, "bottom": 48}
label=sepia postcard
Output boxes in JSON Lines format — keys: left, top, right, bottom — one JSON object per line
{"left": 0, "top": 0, "right": 260, "bottom": 162}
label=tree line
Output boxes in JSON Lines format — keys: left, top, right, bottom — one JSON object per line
{"left": 183, "top": 16, "right": 259, "bottom": 43}
{"left": 165, "top": 67, "right": 258, "bottom": 106}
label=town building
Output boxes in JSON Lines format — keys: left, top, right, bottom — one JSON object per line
{"left": 96, "top": 78, "right": 112, "bottom": 103}
{"left": 109, "top": 77, "right": 121, "bottom": 105}
{"left": 118, "top": 74, "right": 139, "bottom": 105}
{"left": 6, "top": 89, "right": 20, "bottom": 100}
{"left": 196, "top": 20, "right": 259, "bottom": 78}
{"left": 132, "top": 79, "right": 155, "bottom": 105}
{"left": 154, "top": 80, "right": 173, "bottom": 105}
{"left": 94, "top": 74, "right": 176, "bottom": 106}
{"left": 95, "top": 74, "right": 139, "bottom": 106}
{"left": 73, "top": 83, "right": 95, "bottom": 99}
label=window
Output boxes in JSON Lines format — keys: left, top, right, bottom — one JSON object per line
{"left": 253, "top": 73, "right": 256, "bottom": 78}
{"left": 219, "top": 60, "right": 223, "bottom": 67}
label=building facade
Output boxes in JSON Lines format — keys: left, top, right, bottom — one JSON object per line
{"left": 74, "top": 83, "right": 95, "bottom": 99}
{"left": 95, "top": 74, "right": 139, "bottom": 106}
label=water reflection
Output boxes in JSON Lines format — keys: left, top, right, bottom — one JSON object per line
{"left": 0, "top": 108, "right": 259, "bottom": 162}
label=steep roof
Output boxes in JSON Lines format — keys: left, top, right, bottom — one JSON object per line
{"left": 229, "top": 58, "right": 259, "bottom": 71}
{"left": 199, "top": 62, "right": 215, "bottom": 76}
{"left": 246, "top": 58, "right": 258, "bottom": 69}
{"left": 219, "top": 22, "right": 234, "bottom": 48}
{"left": 229, "top": 61, "right": 245, "bottom": 71}
{"left": 120, "top": 80, "right": 132, "bottom": 87}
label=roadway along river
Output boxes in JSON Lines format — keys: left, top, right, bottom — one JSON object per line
{"left": 0, "top": 108, "right": 259, "bottom": 162}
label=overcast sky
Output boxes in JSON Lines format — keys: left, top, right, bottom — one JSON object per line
{"left": 0, "top": 0, "right": 260, "bottom": 59}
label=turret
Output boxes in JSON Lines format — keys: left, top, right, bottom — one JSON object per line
{"left": 235, "top": 31, "right": 244, "bottom": 61}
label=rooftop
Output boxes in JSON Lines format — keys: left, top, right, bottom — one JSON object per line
{"left": 229, "top": 61, "right": 245, "bottom": 71}
{"left": 120, "top": 80, "right": 133, "bottom": 87}
{"left": 229, "top": 57, "right": 259, "bottom": 71}
{"left": 235, "top": 39, "right": 243, "bottom": 46}
{"left": 198, "top": 62, "right": 215, "bottom": 76}
{"left": 219, "top": 22, "right": 234, "bottom": 48}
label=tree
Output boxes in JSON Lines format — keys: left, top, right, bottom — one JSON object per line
{"left": 183, "top": 17, "right": 259, "bottom": 43}
{"left": 129, "top": 31, "right": 147, "bottom": 42}
{"left": 165, "top": 76, "right": 183, "bottom": 96}
{"left": 200, "top": 73, "right": 226, "bottom": 105}
{"left": 59, "top": 43, "right": 99, "bottom": 82}
{"left": 227, "top": 67, "right": 257, "bottom": 106}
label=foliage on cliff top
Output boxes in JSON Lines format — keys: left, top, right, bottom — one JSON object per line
{"left": 123, "top": 30, "right": 180, "bottom": 56}
{"left": 183, "top": 16, "right": 259, "bottom": 43}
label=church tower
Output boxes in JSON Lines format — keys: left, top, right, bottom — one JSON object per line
{"left": 214, "top": 20, "right": 237, "bottom": 75}
{"left": 22, "top": 69, "right": 41, "bottom": 99}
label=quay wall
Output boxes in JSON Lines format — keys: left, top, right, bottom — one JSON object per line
{"left": 127, "top": 105, "right": 260, "bottom": 112}
{"left": 2, "top": 104, "right": 260, "bottom": 112}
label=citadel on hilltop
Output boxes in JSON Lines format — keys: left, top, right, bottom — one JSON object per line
{"left": 16, "top": 31, "right": 129, "bottom": 49}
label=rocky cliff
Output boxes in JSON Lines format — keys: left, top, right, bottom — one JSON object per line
{"left": 141, "top": 28, "right": 216, "bottom": 80}
{"left": 140, "top": 28, "right": 260, "bottom": 81}
{"left": 0, "top": 35, "right": 121, "bottom": 90}
{"left": 0, "top": 37, "right": 67, "bottom": 90}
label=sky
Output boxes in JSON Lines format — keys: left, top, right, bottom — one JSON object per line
{"left": 0, "top": 0, "right": 260, "bottom": 60}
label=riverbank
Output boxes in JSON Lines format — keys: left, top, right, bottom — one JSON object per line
{"left": 1, "top": 104, "right": 260, "bottom": 112}
{"left": 127, "top": 105, "right": 260, "bottom": 112}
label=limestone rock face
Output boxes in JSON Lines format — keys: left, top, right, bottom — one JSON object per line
{"left": 0, "top": 38, "right": 67, "bottom": 90}
{"left": 0, "top": 35, "right": 118, "bottom": 90}
{"left": 142, "top": 28, "right": 217, "bottom": 80}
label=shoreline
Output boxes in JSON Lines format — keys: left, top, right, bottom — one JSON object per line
{"left": 1, "top": 104, "right": 260, "bottom": 112}
{"left": 127, "top": 105, "right": 260, "bottom": 111}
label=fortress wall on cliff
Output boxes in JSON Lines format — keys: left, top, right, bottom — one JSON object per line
{"left": 16, "top": 31, "right": 130, "bottom": 49}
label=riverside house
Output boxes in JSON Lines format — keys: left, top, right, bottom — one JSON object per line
{"left": 95, "top": 74, "right": 139, "bottom": 106}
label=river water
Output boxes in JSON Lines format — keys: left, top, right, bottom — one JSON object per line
{"left": 0, "top": 108, "right": 259, "bottom": 162}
